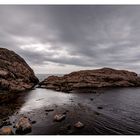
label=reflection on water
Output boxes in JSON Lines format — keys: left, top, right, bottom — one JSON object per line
{"left": 19, "top": 88, "right": 74, "bottom": 113}
{"left": 1, "top": 86, "right": 140, "bottom": 134}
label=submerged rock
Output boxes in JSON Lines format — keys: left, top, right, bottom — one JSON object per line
{"left": 95, "top": 112, "right": 100, "bottom": 116}
{"left": 63, "top": 110, "right": 69, "bottom": 115}
{"left": 39, "top": 67, "right": 140, "bottom": 92}
{"left": 90, "top": 98, "right": 94, "bottom": 101}
{"left": 97, "top": 106, "right": 103, "bottom": 109}
{"left": 45, "top": 109, "right": 54, "bottom": 112}
{"left": 1, "top": 120, "right": 12, "bottom": 126}
{"left": 15, "top": 116, "right": 32, "bottom": 134}
{"left": 31, "top": 120, "right": 36, "bottom": 124}
{"left": 0, "top": 48, "right": 38, "bottom": 92}
{"left": 54, "top": 114, "right": 66, "bottom": 122}
{"left": 74, "top": 121, "right": 84, "bottom": 128}
{"left": 0, "top": 127, "right": 14, "bottom": 135}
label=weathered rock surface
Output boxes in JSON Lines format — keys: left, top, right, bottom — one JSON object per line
{"left": 74, "top": 121, "right": 84, "bottom": 128}
{"left": 39, "top": 68, "right": 140, "bottom": 92}
{"left": 0, "top": 48, "right": 38, "bottom": 92}
{"left": 0, "top": 127, "right": 14, "bottom": 135}
{"left": 15, "top": 116, "right": 32, "bottom": 134}
{"left": 54, "top": 114, "right": 66, "bottom": 122}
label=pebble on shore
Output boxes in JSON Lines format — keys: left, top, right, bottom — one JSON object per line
{"left": 74, "top": 121, "right": 84, "bottom": 128}
{"left": 15, "top": 116, "right": 32, "bottom": 134}
{"left": 54, "top": 114, "right": 66, "bottom": 122}
{"left": 0, "top": 127, "right": 14, "bottom": 135}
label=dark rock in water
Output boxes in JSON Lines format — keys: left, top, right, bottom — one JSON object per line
{"left": 97, "top": 106, "right": 103, "bottom": 109}
{"left": 0, "top": 127, "right": 14, "bottom": 135}
{"left": 45, "top": 109, "right": 54, "bottom": 112}
{"left": 95, "top": 112, "right": 100, "bottom": 115}
{"left": 74, "top": 121, "right": 84, "bottom": 128}
{"left": 0, "top": 120, "right": 12, "bottom": 128}
{"left": 2, "top": 117, "right": 9, "bottom": 121}
{"left": 31, "top": 121, "right": 36, "bottom": 124}
{"left": 59, "top": 124, "right": 71, "bottom": 134}
{"left": 2, "top": 120, "right": 11, "bottom": 126}
{"left": 39, "top": 67, "right": 140, "bottom": 92}
{"left": 53, "top": 114, "right": 66, "bottom": 122}
{"left": 0, "top": 48, "right": 39, "bottom": 92}
{"left": 67, "top": 124, "right": 71, "bottom": 130}
{"left": 15, "top": 116, "right": 32, "bottom": 134}
{"left": 36, "top": 98, "right": 44, "bottom": 101}
{"left": 13, "top": 125, "right": 16, "bottom": 128}
{"left": 63, "top": 110, "right": 69, "bottom": 115}
{"left": 90, "top": 98, "right": 94, "bottom": 101}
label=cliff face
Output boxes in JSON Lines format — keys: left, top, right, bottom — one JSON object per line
{"left": 0, "top": 48, "right": 39, "bottom": 92}
{"left": 39, "top": 68, "right": 140, "bottom": 92}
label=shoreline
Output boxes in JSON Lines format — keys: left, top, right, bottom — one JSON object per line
{"left": 1, "top": 87, "right": 140, "bottom": 135}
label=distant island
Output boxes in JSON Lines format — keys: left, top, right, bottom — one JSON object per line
{"left": 39, "top": 67, "right": 140, "bottom": 92}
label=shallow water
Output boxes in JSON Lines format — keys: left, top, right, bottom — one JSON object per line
{"left": 1, "top": 75, "right": 140, "bottom": 134}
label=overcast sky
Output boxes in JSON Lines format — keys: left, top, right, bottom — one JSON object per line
{"left": 1, "top": 5, "right": 140, "bottom": 74}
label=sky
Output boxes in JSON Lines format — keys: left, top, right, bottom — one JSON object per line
{"left": 1, "top": 5, "right": 140, "bottom": 74}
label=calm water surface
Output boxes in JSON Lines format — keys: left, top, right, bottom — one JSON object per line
{"left": 1, "top": 74, "right": 140, "bottom": 135}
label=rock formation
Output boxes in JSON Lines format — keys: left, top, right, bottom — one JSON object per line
{"left": 15, "top": 116, "right": 32, "bottom": 134}
{"left": 0, "top": 127, "right": 14, "bottom": 135}
{"left": 0, "top": 48, "right": 38, "bottom": 92}
{"left": 39, "top": 68, "right": 140, "bottom": 92}
{"left": 74, "top": 121, "right": 84, "bottom": 128}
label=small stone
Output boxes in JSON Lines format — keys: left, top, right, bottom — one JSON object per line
{"left": 15, "top": 116, "right": 32, "bottom": 134}
{"left": 67, "top": 130, "right": 73, "bottom": 134}
{"left": 54, "top": 114, "right": 66, "bottom": 122}
{"left": 93, "top": 91, "right": 97, "bottom": 93}
{"left": 74, "top": 121, "right": 84, "bottom": 128}
{"left": 2, "top": 120, "right": 12, "bottom": 126}
{"left": 63, "top": 110, "right": 69, "bottom": 115}
{"left": 45, "top": 109, "right": 54, "bottom": 112}
{"left": 95, "top": 112, "right": 100, "bottom": 115}
{"left": 2, "top": 117, "right": 9, "bottom": 121}
{"left": 0, "top": 127, "right": 14, "bottom": 135}
{"left": 67, "top": 124, "right": 71, "bottom": 130}
{"left": 13, "top": 125, "right": 16, "bottom": 128}
{"left": 31, "top": 121, "right": 36, "bottom": 124}
{"left": 97, "top": 106, "right": 103, "bottom": 109}
{"left": 90, "top": 98, "right": 93, "bottom": 101}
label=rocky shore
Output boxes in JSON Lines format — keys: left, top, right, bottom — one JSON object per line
{"left": 0, "top": 48, "right": 38, "bottom": 92}
{"left": 1, "top": 48, "right": 140, "bottom": 135}
{"left": 39, "top": 68, "right": 140, "bottom": 92}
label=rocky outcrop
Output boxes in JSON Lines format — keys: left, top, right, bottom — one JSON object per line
{"left": 0, "top": 127, "right": 14, "bottom": 135}
{"left": 39, "top": 68, "right": 140, "bottom": 92}
{"left": 0, "top": 48, "right": 38, "bottom": 92}
{"left": 15, "top": 116, "right": 32, "bottom": 134}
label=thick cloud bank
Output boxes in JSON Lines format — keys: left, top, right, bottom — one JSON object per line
{"left": 0, "top": 5, "right": 140, "bottom": 73}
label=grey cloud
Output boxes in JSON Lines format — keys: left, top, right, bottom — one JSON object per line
{"left": 0, "top": 5, "right": 140, "bottom": 73}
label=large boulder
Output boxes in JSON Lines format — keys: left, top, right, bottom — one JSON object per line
{"left": 0, "top": 48, "right": 38, "bottom": 92}
{"left": 39, "top": 68, "right": 140, "bottom": 92}
{"left": 0, "top": 127, "right": 14, "bottom": 135}
{"left": 15, "top": 116, "right": 32, "bottom": 134}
